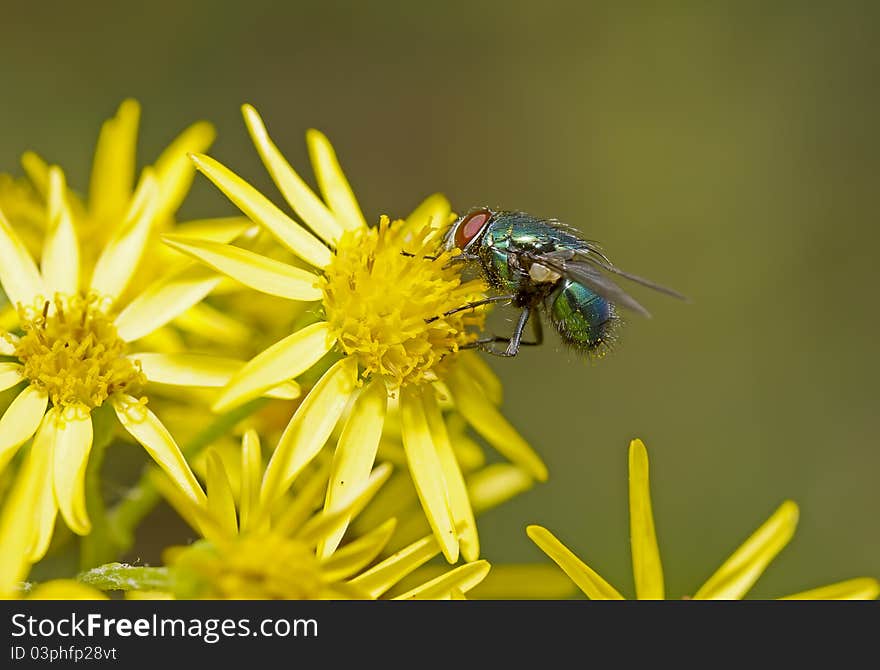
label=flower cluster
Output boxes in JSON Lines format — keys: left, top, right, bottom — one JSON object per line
{"left": 0, "top": 101, "right": 875, "bottom": 601}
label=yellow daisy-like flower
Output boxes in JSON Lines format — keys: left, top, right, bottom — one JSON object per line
{"left": 0, "top": 163, "right": 298, "bottom": 566}
{"left": 528, "top": 439, "right": 880, "bottom": 600}
{"left": 141, "top": 430, "right": 489, "bottom": 599}
{"left": 165, "top": 104, "right": 547, "bottom": 563}
{"left": 0, "top": 100, "right": 255, "bottom": 354}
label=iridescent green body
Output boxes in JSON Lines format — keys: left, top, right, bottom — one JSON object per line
{"left": 547, "top": 279, "right": 615, "bottom": 350}
{"left": 444, "top": 207, "right": 681, "bottom": 357}
{"left": 469, "top": 211, "right": 616, "bottom": 351}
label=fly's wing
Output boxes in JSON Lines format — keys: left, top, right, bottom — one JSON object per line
{"left": 572, "top": 242, "right": 688, "bottom": 301}
{"left": 533, "top": 247, "right": 687, "bottom": 319}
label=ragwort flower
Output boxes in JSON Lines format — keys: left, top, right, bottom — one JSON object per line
{"left": 165, "top": 104, "right": 547, "bottom": 563}
{"left": 0, "top": 164, "right": 297, "bottom": 564}
{"left": 528, "top": 439, "right": 879, "bottom": 600}
{"left": 144, "top": 430, "right": 490, "bottom": 599}
{"left": 0, "top": 100, "right": 254, "bottom": 353}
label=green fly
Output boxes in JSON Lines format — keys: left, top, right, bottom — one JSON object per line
{"left": 439, "top": 208, "right": 687, "bottom": 357}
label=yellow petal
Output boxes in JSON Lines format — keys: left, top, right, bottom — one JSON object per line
{"left": 0, "top": 427, "right": 47, "bottom": 595}
{"left": 0, "top": 362, "right": 24, "bottom": 393}
{"left": 27, "top": 414, "right": 59, "bottom": 561}
{"left": 112, "top": 395, "right": 205, "bottom": 505}
{"left": 20, "top": 150, "right": 50, "bottom": 197}
{"left": 213, "top": 321, "right": 335, "bottom": 412}
{"left": 170, "top": 216, "right": 255, "bottom": 243}
{"left": 136, "top": 352, "right": 241, "bottom": 386}
{"left": 404, "top": 193, "right": 452, "bottom": 237}
{"left": 454, "top": 564, "right": 578, "bottom": 600}
{"left": 449, "top": 426, "right": 486, "bottom": 472}
{"left": 205, "top": 449, "right": 238, "bottom": 538}
{"left": 294, "top": 462, "right": 391, "bottom": 545}
{"left": 50, "top": 406, "right": 94, "bottom": 535}
{"left": 467, "top": 463, "right": 534, "bottom": 514}
{"left": 260, "top": 357, "right": 357, "bottom": 508}
{"left": 114, "top": 267, "right": 220, "bottom": 342}
{"left": 424, "top": 387, "right": 479, "bottom": 561}
{"left": 351, "top": 469, "right": 419, "bottom": 542}
{"left": 320, "top": 519, "right": 397, "bottom": 582}
{"left": 348, "top": 534, "right": 442, "bottom": 598}
{"left": 628, "top": 439, "right": 664, "bottom": 599}
{"left": 89, "top": 170, "right": 159, "bottom": 302}
{"left": 161, "top": 235, "right": 322, "bottom": 301}
{"left": 0, "top": 305, "right": 19, "bottom": 332}
{"left": 0, "top": 205, "right": 44, "bottom": 308}
{"left": 153, "top": 120, "right": 216, "bottom": 221}
{"left": 306, "top": 129, "right": 366, "bottom": 231}
{"left": 238, "top": 429, "right": 261, "bottom": 533}
{"left": 318, "top": 377, "right": 387, "bottom": 558}
{"left": 779, "top": 577, "right": 880, "bottom": 600}
{"left": 394, "top": 560, "right": 490, "bottom": 600}
{"left": 694, "top": 500, "right": 799, "bottom": 600}
{"left": 89, "top": 99, "right": 140, "bottom": 225}
{"left": 242, "top": 105, "right": 343, "bottom": 245}
{"left": 458, "top": 351, "right": 502, "bottom": 405}
{"left": 172, "top": 302, "right": 251, "bottom": 346}
{"left": 0, "top": 385, "right": 49, "bottom": 474}
{"left": 272, "top": 458, "right": 332, "bottom": 535}
{"left": 399, "top": 385, "right": 458, "bottom": 563}
{"left": 28, "top": 580, "right": 108, "bottom": 600}
{"left": 134, "top": 352, "right": 299, "bottom": 399}
{"left": 527, "top": 525, "right": 624, "bottom": 600}
{"left": 0, "top": 333, "right": 17, "bottom": 356}
{"left": 190, "top": 153, "right": 332, "bottom": 269}
{"left": 448, "top": 366, "right": 547, "bottom": 481}
{"left": 42, "top": 167, "right": 80, "bottom": 296}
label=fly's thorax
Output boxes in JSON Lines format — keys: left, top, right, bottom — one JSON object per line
{"left": 476, "top": 235, "right": 516, "bottom": 290}
{"left": 490, "top": 211, "right": 583, "bottom": 251}
{"left": 547, "top": 279, "right": 618, "bottom": 354}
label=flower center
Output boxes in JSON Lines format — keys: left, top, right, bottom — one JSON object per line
{"left": 171, "top": 536, "right": 326, "bottom": 600}
{"left": 11, "top": 293, "right": 144, "bottom": 409}
{"left": 322, "top": 217, "right": 488, "bottom": 387}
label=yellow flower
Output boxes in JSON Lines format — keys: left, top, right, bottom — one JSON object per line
{"left": 164, "top": 104, "right": 547, "bottom": 563}
{"left": 147, "top": 430, "right": 490, "bottom": 599}
{"left": 0, "top": 160, "right": 299, "bottom": 566}
{"left": 528, "top": 439, "right": 879, "bottom": 600}
{"left": 0, "top": 100, "right": 254, "bottom": 350}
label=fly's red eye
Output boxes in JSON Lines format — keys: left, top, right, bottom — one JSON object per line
{"left": 454, "top": 209, "right": 491, "bottom": 249}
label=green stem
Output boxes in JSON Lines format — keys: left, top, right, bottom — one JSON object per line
{"left": 106, "top": 398, "right": 268, "bottom": 559}
{"left": 78, "top": 563, "right": 171, "bottom": 592}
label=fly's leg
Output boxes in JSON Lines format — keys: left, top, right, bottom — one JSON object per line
{"left": 400, "top": 250, "right": 440, "bottom": 261}
{"left": 400, "top": 249, "right": 476, "bottom": 269}
{"left": 425, "top": 294, "right": 514, "bottom": 324}
{"left": 464, "top": 307, "right": 542, "bottom": 357}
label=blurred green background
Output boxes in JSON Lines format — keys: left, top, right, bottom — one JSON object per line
{"left": 2, "top": 1, "right": 877, "bottom": 597}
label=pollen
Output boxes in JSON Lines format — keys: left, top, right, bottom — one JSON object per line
{"left": 322, "top": 216, "right": 488, "bottom": 388}
{"left": 13, "top": 293, "right": 145, "bottom": 409}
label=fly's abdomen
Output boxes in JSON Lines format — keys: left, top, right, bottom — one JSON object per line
{"left": 548, "top": 279, "right": 617, "bottom": 352}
